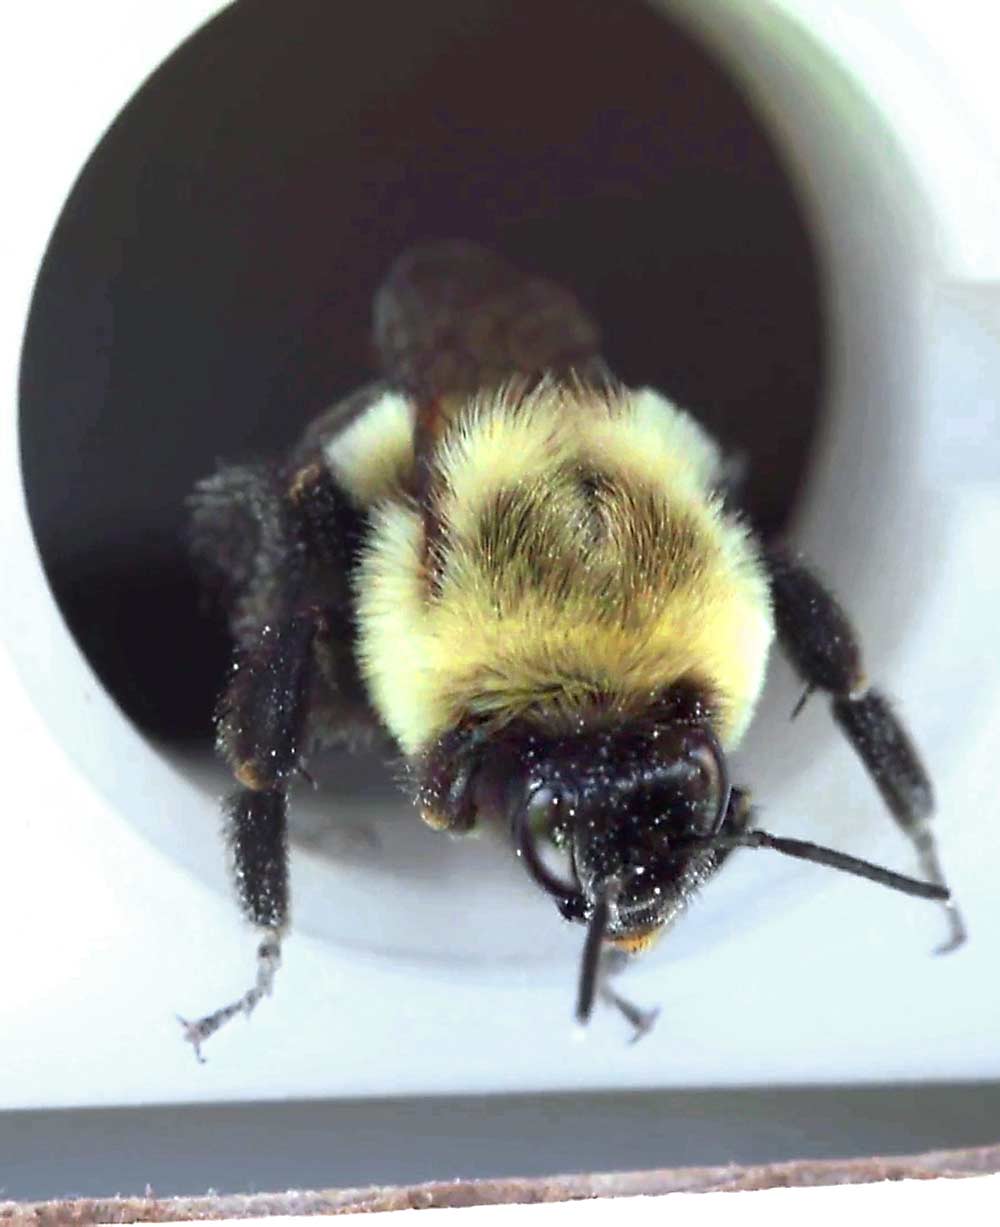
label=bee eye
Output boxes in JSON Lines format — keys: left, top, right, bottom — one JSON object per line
{"left": 527, "top": 785, "right": 557, "bottom": 832}
{"left": 529, "top": 784, "right": 578, "bottom": 846}
{"left": 683, "top": 734, "right": 730, "bottom": 837}
{"left": 514, "top": 785, "right": 583, "bottom": 912}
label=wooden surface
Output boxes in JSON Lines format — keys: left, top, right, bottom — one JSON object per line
{"left": 3, "top": 1142, "right": 999, "bottom": 1223}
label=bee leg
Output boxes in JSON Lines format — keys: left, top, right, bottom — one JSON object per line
{"left": 180, "top": 609, "right": 320, "bottom": 1061}
{"left": 598, "top": 948, "right": 660, "bottom": 1044}
{"left": 765, "top": 548, "right": 966, "bottom": 952}
{"left": 601, "top": 984, "right": 661, "bottom": 1045}
{"left": 176, "top": 844, "right": 282, "bottom": 1065}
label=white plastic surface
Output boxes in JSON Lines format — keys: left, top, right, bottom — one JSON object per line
{"left": 2, "top": 0, "right": 999, "bottom": 1109}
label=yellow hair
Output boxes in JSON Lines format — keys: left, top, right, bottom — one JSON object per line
{"left": 345, "top": 382, "right": 773, "bottom": 756}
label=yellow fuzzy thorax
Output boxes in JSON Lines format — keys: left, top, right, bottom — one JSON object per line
{"left": 347, "top": 382, "right": 774, "bottom": 756}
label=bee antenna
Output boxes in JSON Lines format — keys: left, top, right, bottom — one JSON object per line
{"left": 575, "top": 878, "right": 620, "bottom": 1027}
{"left": 710, "top": 829, "right": 950, "bottom": 901}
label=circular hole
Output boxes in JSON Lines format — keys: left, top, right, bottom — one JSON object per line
{"left": 19, "top": 0, "right": 825, "bottom": 964}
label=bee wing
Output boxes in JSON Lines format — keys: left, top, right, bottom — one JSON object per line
{"left": 373, "top": 240, "right": 609, "bottom": 421}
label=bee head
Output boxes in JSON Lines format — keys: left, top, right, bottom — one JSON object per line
{"left": 416, "top": 698, "right": 731, "bottom": 987}
{"left": 506, "top": 721, "right": 730, "bottom": 936}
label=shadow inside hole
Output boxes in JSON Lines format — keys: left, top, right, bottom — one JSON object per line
{"left": 20, "top": 0, "right": 825, "bottom": 756}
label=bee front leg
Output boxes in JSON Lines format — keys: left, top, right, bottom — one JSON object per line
{"left": 599, "top": 977, "right": 660, "bottom": 1045}
{"left": 594, "top": 948, "right": 660, "bottom": 1045}
{"left": 765, "top": 547, "right": 966, "bottom": 952}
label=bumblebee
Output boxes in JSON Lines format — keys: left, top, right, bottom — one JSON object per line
{"left": 183, "top": 242, "right": 964, "bottom": 1059}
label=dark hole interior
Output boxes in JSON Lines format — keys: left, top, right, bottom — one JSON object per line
{"left": 20, "top": 0, "right": 824, "bottom": 746}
